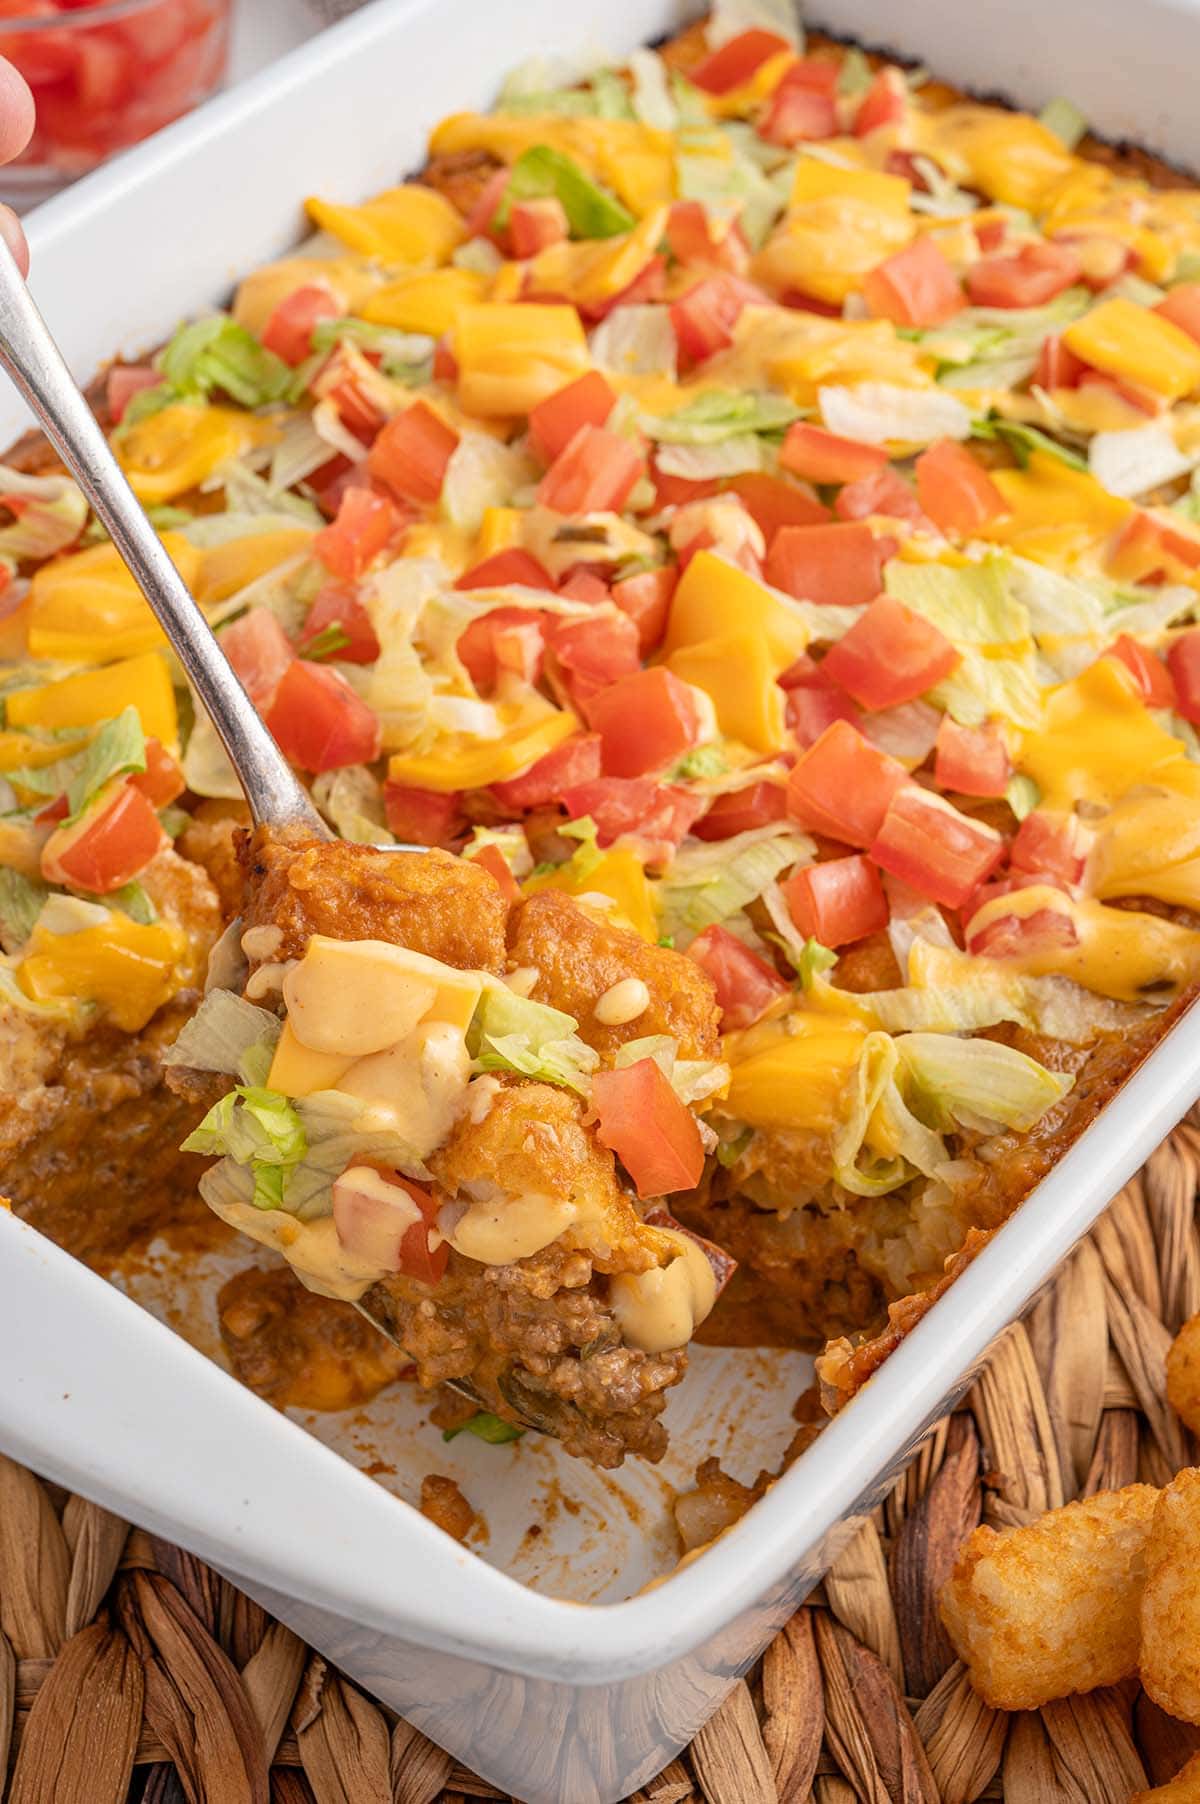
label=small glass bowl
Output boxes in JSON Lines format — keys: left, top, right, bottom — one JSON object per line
{"left": 0, "top": 0, "right": 232, "bottom": 206}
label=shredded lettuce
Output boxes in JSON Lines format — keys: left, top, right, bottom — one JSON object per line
{"left": 1088, "top": 422, "right": 1194, "bottom": 499}
{"left": 463, "top": 823, "right": 534, "bottom": 880}
{"left": 312, "top": 764, "right": 392, "bottom": 845}
{"left": 928, "top": 646, "right": 1043, "bottom": 731}
{"left": 1003, "top": 555, "right": 1106, "bottom": 638}
{"left": 613, "top": 1034, "right": 729, "bottom": 1105}
{"left": 869, "top": 940, "right": 1150, "bottom": 1042}
{"left": 645, "top": 389, "right": 799, "bottom": 444}
{"left": 182, "top": 1084, "right": 307, "bottom": 1211}
{"left": 655, "top": 436, "right": 766, "bottom": 479}
{"left": 499, "top": 145, "right": 634, "bottom": 240}
{"left": 181, "top": 704, "right": 243, "bottom": 801}
{"left": 970, "top": 415, "right": 1087, "bottom": 472}
{"left": 884, "top": 557, "right": 1028, "bottom": 647}
{"left": 819, "top": 382, "right": 972, "bottom": 446}
{"left": 590, "top": 304, "right": 677, "bottom": 378}
{"left": 65, "top": 706, "right": 146, "bottom": 821}
{"left": 0, "top": 868, "right": 47, "bottom": 951}
{"left": 832, "top": 1032, "right": 933, "bottom": 1196}
{"left": 158, "top": 314, "right": 291, "bottom": 409}
{"left": 629, "top": 49, "right": 676, "bottom": 129}
{"left": 1006, "top": 773, "right": 1040, "bottom": 820}
{"left": 0, "top": 960, "right": 82, "bottom": 1023}
{"left": 0, "top": 466, "right": 87, "bottom": 561}
{"left": 443, "top": 1410, "right": 524, "bottom": 1445}
{"left": 676, "top": 129, "right": 783, "bottom": 249}
{"left": 467, "top": 983, "right": 599, "bottom": 1093}
{"left": 896, "top": 1031, "right": 1074, "bottom": 1133}
{"left": 706, "top": 0, "right": 802, "bottom": 50}
{"left": 108, "top": 881, "right": 158, "bottom": 926}
{"left": 164, "top": 989, "right": 282, "bottom": 1085}
{"left": 441, "top": 431, "right": 534, "bottom": 535}
{"left": 654, "top": 825, "right": 814, "bottom": 947}
{"left": 1038, "top": 96, "right": 1088, "bottom": 150}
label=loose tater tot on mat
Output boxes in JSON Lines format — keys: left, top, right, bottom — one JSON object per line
{"left": 1141, "top": 1468, "right": 1200, "bottom": 1725}
{"left": 1167, "top": 1315, "right": 1200, "bottom": 1436}
{"left": 939, "top": 1485, "right": 1160, "bottom": 1710}
{"left": 1133, "top": 1752, "right": 1200, "bottom": 1803}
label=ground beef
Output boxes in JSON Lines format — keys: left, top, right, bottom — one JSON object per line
{"left": 508, "top": 888, "right": 721, "bottom": 1063}
{"left": 237, "top": 826, "right": 510, "bottom": 971}
{"left": 365, "top": 1244, "right": 684, "bottom": 1468}
{"left": 218, "top": 1262, "right": 411, "bottom": 1410}
{"left": 419, "top": 1473, "right": 477, "bottom": 1543}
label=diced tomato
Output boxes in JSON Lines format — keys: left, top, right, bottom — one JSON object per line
{"left": 666, "top": 201, "right": 749, "bottom": 275}
{"left": 332, "top": 1165, "right": 447, "bottom": 1285}
{"left": 537, "top": 424, "right": 644, "bottom": 515}
{"left": 125, "top": 738, "right": 184, "bottom": 810}
{"left": 106, "top": 363, "right": 159, "bottom": 425}
{"left": 965, "top": 903, "right": 1080, "bottom": 961}
{"left": 318, "top": 346, "right": 388, "bottom": 444}
{"left": 933, "top": 716, "right": 1010, "bottom": 797}
{"left": 433, "top": 336, "right": 459, "bottom": 384}
{"left": 1110, "top": 510, "right": 1200, "bottom": 584}
{"left": 368, "top": 401, "right": 459, "bottom": 504}
{"left": 1155, "top": 282, "right": 1200, "bottom": 346}
{"left": 1056, "top": 233, "right": 1132, "bottom": 291}
{"left": 464, "top": 841, "right": 521, "bottom": 901}
{"left": 557, "top": 568, "right": 611, "bottom": 604}
{"left": 758, "top": 72, "right": 838, "bottom": 146}
{"left": 854, "top": 67, "right": 907, "bottom": 135}
{"left": 611, "top": 566, "right": 677, "bottom": 653}
{"left": 313, "top": 484, "right": 405, "bottom": 582}
{"left": 870, "top": 785, "right": 1004, "bottom": 908}
{"left": 382, "top": 782, "right": 463, "bottom": 847}
{"left": 834, "top": 467, "right": 926, "bottom": 529}
{"left": 651, "top": 466, "right": 723, "bottom": 510}
{"left": 694, "top": 779, "right": 788, "bottom": 841}
{"left": 490, "top": 732, "right": 603, "bottom": 811}
{"left": 266, "top": 661, "right": 381, "bottom": 772}
{"left": 821, "top": 596, "right": 958, "bottom": 710}
{"left": 862, "top": 235, "right": 964, "bottom": 328}
{"left": 780, "top": 853, "right": 889, "bottom": 946}
{"left": 779, "top": 422, "right": 889, "bottom": 486}
{"left": 726, "top": 471, "right": 831, "bottom": 543}
{"left": 786, "top": 719, "right": 909, "bottom": 846}
{"left": 581, "top": 254, "right": 668, "bottom": 325}
{"left": 964, "top": 241, "right": 1081, "bottom": 309}
{"left": 1168, "top": 627, "right": 1200, "bottom": 722}
{"left": 1010, "top": 810, "right": 1090, "bottom": 887}
{"left": 455, "top": 548, "right": 556, "bottom": 592}
{"left": 785, "top": 680, "right": 861, "bottom": 748}
{"left": 587, "top": 667, "right": 700, "bottom": 777}
{"left": 529, "top": 370, "right": 617, "bottom": 466}
{"left": 298, "top": 583, "right": 382, "bottom": 666}
{"left": 464, "top": 166, "right": 510, "bottom": 242}
{"left": 1104, "top": 635, "right": 1177, "bottom": 709}
{"left": 550, "top": 611, "right": 640, "bottom": 688}
{"left": 41, "top": 783, "right": 166, "bottom": 894}
{"left": 509, "top": 196, "right": 569, "bottom": 259}
{"left": 261, "top": 284, "right": 340, "bottom": 366}
{"left": 590, "top": 1059, "right": 705, "bottom": 1198}
{"left": 686, "top": 923, "right": 790, "bottom": 1029}
{"left": 914, "top": 440, "right": 1007, "bottom": 536}
{"left": 457, "top": 606, "right": 546, "bottom": 692}
{"left": 221, "top": 607, "right": 294, "bottom": 708}
{"left": 561, "top": 776, "right": 703, "bottom": 864}
{"left": 670, "top": 275, "right": 749, "bottom": 365}
{"left": 1077, "top": 368, "right": 1159, "bottom": 417}
{"left": 974, "top": 215, "right": 1006, "bottom": 254}
{"left": 689, "top": 27, "right": 790, "bottom": 94}
{"left": 765, "top": 521, "right": 891, "bottom": 606}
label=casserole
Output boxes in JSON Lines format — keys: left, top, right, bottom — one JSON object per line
{"left": 4, "top": 1, "right": 1200, "bottom": 1799}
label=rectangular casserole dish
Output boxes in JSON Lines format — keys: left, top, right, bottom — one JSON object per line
{"left": 4, "top": 1, "right": 1200, "bottom": 1797}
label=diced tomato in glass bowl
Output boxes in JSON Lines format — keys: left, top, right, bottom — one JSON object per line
{"left": 0, "top": 0, "right": 231, "bottom": 200}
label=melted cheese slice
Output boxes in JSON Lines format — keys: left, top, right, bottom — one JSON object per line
{"left": 1019, "top": 656, "right": 1199, "bottom": 814}
{"left": 721, "top": 1012, "right": 869, "bottom": 1133}
{"left": 967, "top": 885, "right": 1200, "bottom": 1002}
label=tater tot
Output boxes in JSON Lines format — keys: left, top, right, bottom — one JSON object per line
{"left": 939, "top": 1485, "right": 1160, "bottom": 1710}
{"left": 1167, "top": 1314, "right": 1200, "bottom": 1436}
{"left": 1133, "top": 1751, "right": 1200, "bottom": 1802}
{"left": 1141, "top": 1468, "right": 1200, "bottom": 1725}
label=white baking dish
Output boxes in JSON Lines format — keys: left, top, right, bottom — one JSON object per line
{"left": 3, "top": 2, "right": 1200, "bottom": 1798}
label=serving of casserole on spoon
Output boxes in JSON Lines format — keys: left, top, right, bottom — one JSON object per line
{"left": 0, "top": 235, "right": 735, "bottom": 1463}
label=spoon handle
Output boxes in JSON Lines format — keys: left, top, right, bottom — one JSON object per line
{"left": 0, "top": 236, "right": 328, "bottom": 841}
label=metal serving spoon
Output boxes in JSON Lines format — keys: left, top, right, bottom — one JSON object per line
{"left": 0, "top": 239, "right": 537, "bottom": 1427}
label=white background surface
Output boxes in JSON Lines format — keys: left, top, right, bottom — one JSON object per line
{"left": 230, "top": 0, "right": 355, "bottom": 81}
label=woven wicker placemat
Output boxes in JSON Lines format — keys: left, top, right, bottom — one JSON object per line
{"left": 6, "top": 1117, "right": 1200, "bottom": 1803}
